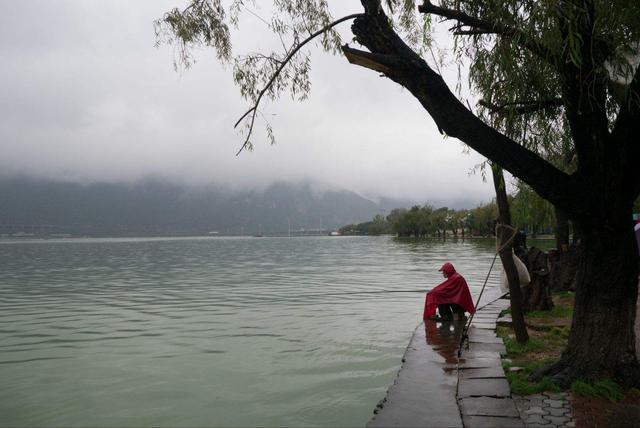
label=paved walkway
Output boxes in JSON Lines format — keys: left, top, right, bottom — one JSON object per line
{"left": 366, "top": 320, "right": 463, "bottom": 428}
{"left": 368, "top": 289, "right": 520, "bottom": 427}
{"left": 456, "top": 298, "right": 524, "bottom": 427}
{"left": 367, "top": 285, "right": 640, "bottom": 427}
{"left": 513, "top": 393, "right": 573, "bottom": 427}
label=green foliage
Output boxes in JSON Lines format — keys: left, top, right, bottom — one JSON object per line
{"left": 385, "top": 204, "right": 474, "bottom": 238}
{"left": 339, "top": 214, "right": 391, "bottom": 235}
{"left": 503, "top": 360, "right": 561, "bottom": 394}
{"left": 454, "top": 0, "right": 640, "bottom": 165}
{"left": 556, "top": 291, "right": 575, "bottom": 298}
{"left": 351, "top": 186, "right": 561, "bottom": 238}
{"left": 527, "top": 305, "right": 573, "bottom": 319}
{"left": 506, "top": 371, "right": 561, "bottom": 395}
{"left": 502, "top": 335, "right": 546, "bottom": 357}
{"left": 571, "top": 379, "right": 624, "bottom": 402}
{"left": 154, "top": 1, "right": 449, "bottom": 152}
{"left": 156, "top": 0, "right": 640, "bottom": 177}
{"left": 466, "top": 201, "right": 497, "bottom": 237}
{"left": 510, "top": 183, "right": 556, "bottom": 236}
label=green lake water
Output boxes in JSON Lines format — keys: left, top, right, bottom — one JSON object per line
{"left": 0, "top": 236, "right": 502, "bottom": 427}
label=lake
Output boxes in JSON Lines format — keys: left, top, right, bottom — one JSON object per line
{"left": 0, "top": 236, "right": 501, "bottom": 427}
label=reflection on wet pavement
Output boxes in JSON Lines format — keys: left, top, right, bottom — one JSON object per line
{"left": 367, "top": 320, "right": 464, "bottom": 428}
{"left": 424, "top": 319, "right": 466, "bottom": 366}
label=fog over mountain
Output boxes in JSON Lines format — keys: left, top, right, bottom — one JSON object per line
{"left": 0, "top": 1, "right": 496, "bottom": 207}
{"left": 0, "top": 177, "right": 416, "bottom": 237}
{"left": 0, "top": 176, "right": 485, "bottom": 237}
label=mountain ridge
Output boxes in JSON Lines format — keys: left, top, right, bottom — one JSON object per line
{"left": 0, "top": 177, "right": 415, "bottom": 237}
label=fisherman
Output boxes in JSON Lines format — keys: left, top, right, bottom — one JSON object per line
{"left": 423, "top": 262, "right": 476, "bottom": 321}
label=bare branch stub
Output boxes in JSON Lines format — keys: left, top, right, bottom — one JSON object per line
{"left": 342, "top": 45, "right": 394, "bottom": 74}
{"left": 233, "top": 13, "right": 364, "bottom": 156}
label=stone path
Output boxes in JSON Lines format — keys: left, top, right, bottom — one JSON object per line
{"left": 367, "top": 284, "right": 639, "bottom": 427}
{"left": 457, "top": 298, "right": 524, "bottom": 428}
{"left": 366, "top": 321, "right": 463, "bottom": 428}
{"left": 513, "top": 393, "right": 574, "bottom": 427}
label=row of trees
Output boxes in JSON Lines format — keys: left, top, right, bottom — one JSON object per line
{"left": 340, "top": 184, "right": 564, "bottom": 238}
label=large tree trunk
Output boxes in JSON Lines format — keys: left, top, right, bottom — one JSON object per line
{"left": 554, "top": 206, "right": 570, "bottom": 252}
{"left": 549, "top": 206, "right": 579, "bottom": 291}
{"left": 534, "top": 216, "right": 640, "bottom": 386}
{"left": 549, "top": 243, "right": 580, "bottom": 292}
{"left": 522, "top": 247, "right": 554, "bottom": 312}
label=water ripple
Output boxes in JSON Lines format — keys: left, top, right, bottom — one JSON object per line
{"left": 0, "top": 236, "right": 502, "bottom": 427}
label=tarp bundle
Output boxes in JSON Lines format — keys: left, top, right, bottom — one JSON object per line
{"left": 499, "top": 250, "right": 531, "bottom": 293}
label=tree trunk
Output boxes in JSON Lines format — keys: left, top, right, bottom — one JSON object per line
{"left": 549, "top": 243, "right": 580, "bottom": 292}
{"left": 555, "top": 206, "right": 570, "bottom": 252}
{"left": 492, "top": 165, "right": 529, "bottom": 343}
{"left": 522, "top": 247, "right": 554, "bottom": 312}
{"left": 534, "top": 217, "right": 640, "bottom": 386}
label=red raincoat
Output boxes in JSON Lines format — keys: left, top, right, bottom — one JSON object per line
{"left": 423, "top": 262, "right": 476, "bottom": 319}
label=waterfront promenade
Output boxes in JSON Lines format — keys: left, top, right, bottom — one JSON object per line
{"left": 368, "top": 289, "right": 522, "bottom": 427}
{"left": 368, "top": 285, "right": 640, "bottom": 427}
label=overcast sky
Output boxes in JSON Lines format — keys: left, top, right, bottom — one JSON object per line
{"left": 0, "top": 0, "right": 497, "bottom": 207}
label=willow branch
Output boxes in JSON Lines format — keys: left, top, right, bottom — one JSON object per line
{"left": 234, "top": 13, "right": 364, "bottom": 156}
{"left": 479, "top": 98, "right": 564, "bottom": 115}
{"left": 418, "top": 1, "right": 558, "bottom": 66}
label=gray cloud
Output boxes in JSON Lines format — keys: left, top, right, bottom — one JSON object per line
{"left": 0, "top": 0, "right": 496, "bottom": 207}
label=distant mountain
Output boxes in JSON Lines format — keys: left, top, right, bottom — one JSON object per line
{"left": 0, "top": 178, "right": 412, "bottom": 237}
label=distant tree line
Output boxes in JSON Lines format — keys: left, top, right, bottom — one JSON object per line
{"left": 339, "top": 184, "right": 591, "bottom": 238}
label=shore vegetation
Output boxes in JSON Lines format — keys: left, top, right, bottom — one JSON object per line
{"left": 498, "top": 291, "right": 639, "bottom": 420}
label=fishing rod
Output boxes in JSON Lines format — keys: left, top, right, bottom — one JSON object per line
{"left": 287, "top": 289, "right": 426, "bottom": 299}
{"left": 457, "top": 223, "right": 518, "bottom": 358}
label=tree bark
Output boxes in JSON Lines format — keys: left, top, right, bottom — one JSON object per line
{"left": 534, "top": 217, "right": 640, "bottom": 386}
{"left": 554, "top": 206, "right": 570, "bottom": 252}
{"left": 522, "top": 247, "right": 554, "bottom": 312}
{"left": 492, "top": 165, "right": 529, "bottom": 343}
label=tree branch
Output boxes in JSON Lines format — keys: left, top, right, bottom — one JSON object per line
{"left": 479, "top": 98, "right": 564, "bottom": 115}
{"left": 347, "top": 5, "right": 585, "bottom": 218}
{"left": 234, "top": 13, "right": 364, "bottom": 156}
{"left": 418, "top": 1, "right": 558, "bottom": 66}
{"left": 453, "top": 29, "right": 496, "bottom": 36}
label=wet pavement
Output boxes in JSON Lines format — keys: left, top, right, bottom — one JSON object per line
{"left": 457, "top": 298, "right": 524, "bottom": 428}
{"left": 368, "top": 290, "right": 518, "bottom": 427}
{"left": 367, "top": 285, "right": 640, "bottom": 427}
{"left": 366, "top": 319, "right": 464, "bottom": 427}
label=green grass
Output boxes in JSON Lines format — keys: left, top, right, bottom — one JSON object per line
{"left": 503, "top": 360, "right": 561, "bottom": 395}
{"left": 506, "top": 371, "right": 561, "bottom": 395}
{"left": 555, "top": 291, "right": 575, "bottom": 298}
{"left": 502, "top": 335, "right": 546, "bottom": 357}
{"left": 527, "top": 304, "right": 573, "bottom": 319}
{"left": 571, "top": 379, "right": 624, "bottom": 402}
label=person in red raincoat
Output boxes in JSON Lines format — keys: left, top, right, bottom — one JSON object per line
{"left": 423, "top": 262, "right": 476, "bottom": 321}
